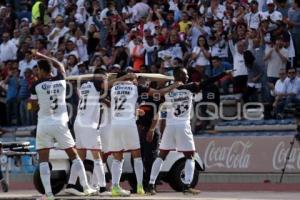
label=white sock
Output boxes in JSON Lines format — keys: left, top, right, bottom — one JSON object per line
{"left": 149, "top": 158, "right": 163, "bottom": 185}
{"left": 134, "top": 157, "right": 144, "bottom": 185}
{"left": 68, "top": 158, "right": 89, "bottom": 189}
{"left": 94, "top": 159, "right": 106, "bottom": 187}
{"left": 184, "top": 159, "right": 195, "bottom": 185}
{"left": 111, "top": 159, "right": 123, "bottom": 187}
{"left": 39, "top": 162, "right": 52, "bottom": 196}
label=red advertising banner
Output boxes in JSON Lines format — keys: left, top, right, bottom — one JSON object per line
{"left": 194, "top": 135, "right": 300, "bottom": 173}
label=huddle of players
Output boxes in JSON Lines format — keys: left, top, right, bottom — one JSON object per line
{"left": 31, "top": 52, "right": 228, "bottom": 198}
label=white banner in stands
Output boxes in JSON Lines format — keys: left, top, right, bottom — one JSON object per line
{"left": 194, "top": 135, "right": 300, "bottom": 173}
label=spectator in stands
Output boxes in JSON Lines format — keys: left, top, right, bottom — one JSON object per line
{"left": 128, "top": 35, "right": 145, "bottom": 72}
{"left": 11, "top": 29, "right": 20, "bottom": 48}
{"left": 187, "top": 14, "right": 210, "bottom": 49}
{"left": 264, "top": 0, "right": 283, "bottom": 31}
{"left": 18, "top": 50, "right": 37, "bottom": 78}
{"left": 284, "top": 67, "right": 300, "bottom": 106}
{"left": 0, "top": 32, "right": 17, "bottom": 62}
{"left": 244, "top": 0, "right": 263, "bottom": 30}
{"left": 4, "top": 64, "right": 19, "bottom": 125}
{"left": 31, "top": 0, "right": 47, "bottom": 25}
{"left": 242, "top": 50, "right": 263, "bottom": 103}
{"left": 208, "top": 20, "right": 229, "bottom": 62}
{"left": 211, "top": 56, "right": 232, "bottom": 94}
{"left": 47, "top": 15, "right": 69, "bottom": 51}
{"left": 18, "top": 68, "right": 34, "bottom": 125}
{"left": 287, "top": 0, "right": 300, "bottom": 67}
{"left": 272, "top": 68, "right": 287, "bottom": 119}
{"left": 47, "top": 0, "right": 67, "bottom": 21}
{"left": 264, "top": 36, "right": 288, "bottom": 85}
{"left": 229, "top": 39, "right": 247, "bottom": 93}
{"left": 190, "top": 35, "right": 211, "bottom": 76}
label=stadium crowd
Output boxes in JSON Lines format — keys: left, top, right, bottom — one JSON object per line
{"left": 0, "top": 0, "right": 300, "bottom": 128}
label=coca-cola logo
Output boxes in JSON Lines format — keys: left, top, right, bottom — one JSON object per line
{"left": 273, "top": 142, "right": 300, "bottom": 170}
{"left": 204, "top": 140, "right": 252, "bottom": 169}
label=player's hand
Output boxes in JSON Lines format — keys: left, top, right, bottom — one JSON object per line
{"left": 174, "top": 81, "right": 184, "bottom": 87}
{"left": 146, "top": 129, "right": 155, "bottom": 143}
{"left": 225, "top": 69, "right": 235, "bottom": 75}
{"left": 136, "top": 108, "right": 145, "bottom": 116}
{"left": 125, "top": 73, "right": 137, "bottom": 80}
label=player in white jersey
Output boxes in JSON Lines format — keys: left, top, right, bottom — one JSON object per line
{"left": 70, "top": 69, "right": 133, "bottom": 196}
{"left": 66, "top": 68, "right": 107, "bottom": 196}
{"left": 29, "top": 52, "right": 96, "bottom": 199}
{"left": 109, "top": 72, "right": 182, "bottom": 197}
{"left": 148, "top": 67, "right": 229, "bottom": 195}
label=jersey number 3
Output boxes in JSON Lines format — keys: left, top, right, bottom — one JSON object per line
{"left": 50, "top": 95, "right": 58, "bottom": 110}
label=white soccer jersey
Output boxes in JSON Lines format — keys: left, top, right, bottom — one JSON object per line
{"left": 164, "top": 83, "right": 199, "bottom": 125}
{"left": 110, "top": 81, "right": 148, "bottom": 124}
{"left": 75, "top": 81, "right": 101, "bottom": 129}
{"left": 30, "top": 73, "right": 69, "bottom": 123}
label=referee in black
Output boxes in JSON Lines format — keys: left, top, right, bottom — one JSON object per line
{"left": 136, "top": 80, "right": 163, "bottom": 190}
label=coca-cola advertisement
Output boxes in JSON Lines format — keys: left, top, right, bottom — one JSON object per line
{"left": 194, "top": 135, "right": 300, "bottom": 173}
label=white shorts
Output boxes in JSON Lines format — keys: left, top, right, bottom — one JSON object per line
{"left": 159, "top": 123, "right": 195, "bottom": 152}
{"left": 109, "top": 123, "right": 140, "bottom": 152}
{"left": 99, "top": 124, "right": 111, "bottom": 153}
{"left": 74, "top": 123, "right": 102, "bottom": 150}
{"left": 36, "top": 122, "right": 75, "bottom": 150}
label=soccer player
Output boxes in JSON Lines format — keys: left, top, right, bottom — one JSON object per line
{"left": 68, "top": 69, "right": 134, "bottom": 196}
{"left": 148, "top": 67, "right": 230, "bottom": 195}
{"left": 109, "top": 73, "right": 182, "bottom": 196}
{"left": 30, "top": 52, "right": 96, "bottom": 199}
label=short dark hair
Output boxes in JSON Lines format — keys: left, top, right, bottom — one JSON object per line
{"left": 116, "top": 72, "right": 127, "bottom": 78}
{"left": 94, "top": 68, "right": 107, "bottom": 75}
{"left": 37, "top": 59, "right": 51, "bottom": 73}
{"left": 173, "top": 67, "right": 186, "bottom": 79}
{"left": 211, "top": 56, "right": 221, "bottom": 61}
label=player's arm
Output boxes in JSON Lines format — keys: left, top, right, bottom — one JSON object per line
{"left": 33, "top": 50, "right": 66, "bottom": 78}
{"left": 148, "top": 81, "right": 183, "bottom": 96}
{"left": 107, "top": 73, "right": 137, "bottom": 88}
{"left": 100, "top": 98, "right": 111, "bottom": 108}
{"left": 146, "top": 113, "right": 159, "bottom": 143}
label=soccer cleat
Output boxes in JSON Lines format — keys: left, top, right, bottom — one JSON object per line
{"left": 40, "top": 194, "right": 54, "bottom": 200}
{"left": 147, "top": 184, "right": 156, "bottom": 195}
{"left": 64, "top": 184, "right": 85, "bottom": 196}
{"left": 137, "top": 184, "right": 145, "bottom": 195}
{"left": 111, "top": 185, "right": 131, "bottom": 197}
{"left": 45, "top": 194, "right": 55, "bottom": 200}
{"left": 83, "top": 186, "right": 97, "bottom": 196}
{"left": 183, "top": 184, "right": 200, "bottom": 195}
{"left": 99, "top": 187, "right": 112, "bottom": 196}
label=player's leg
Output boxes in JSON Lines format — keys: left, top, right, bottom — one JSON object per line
{"left": 35, "top": 124, "right": 55, "bottom": 199}
{"left": 178, "top": 124, "right": 200, "bottom": 194}
{"left": 111, "top": 152, "right": 130, "bottom": 196}
{"left": 64, "top": 147, "right": 96, "bottom": 195}
{"left": 131, "top": 149, "right": 144, "bottom": 195}
{"left": 64, "top": 148, "right": 87, "bottom": 195}
{"left": 148, "top": 149, "right": 169, "bottom": 195}
{"left": 148, "top": 125, "right": 175, "bottom": 194}
{"left": 38, "top": 149, "right": 53, "bottom": 198}
{"left": 56, "top": 124, "right": 96, "bottom": 196}
{"left": 182, "top": 151, "right": 200, "bottom": 194}
{"left": 77, "top": 149, "right": 87, "bottom": 161}
{"left": 91, "top": 150, "right": 110, "bottom": 195}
